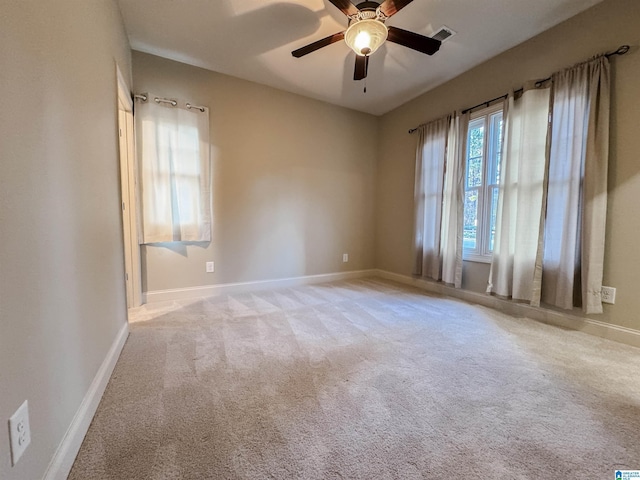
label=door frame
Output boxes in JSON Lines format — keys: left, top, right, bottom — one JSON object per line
{"left": 117, "top": 65, "right": 142, "bottom": 308}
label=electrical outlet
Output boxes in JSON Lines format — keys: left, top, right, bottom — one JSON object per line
{"left": 9, "top": 400, "right": 31, "bottom": 466}
{"left": 342, "top": 253, "right": 349, "bottom": 263}
{"left": 601, "top": 286, "right": 616, "bottom": 304}
{"left": 205, "top": 261, "right": 215, "bottom": 273}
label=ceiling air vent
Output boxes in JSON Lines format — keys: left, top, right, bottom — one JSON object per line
{"left": 432, "top": 26, "right": 456, "bottom": 43}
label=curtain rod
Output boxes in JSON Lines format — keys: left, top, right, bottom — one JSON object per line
{"left": 408, "top": 44, "right": 630, "bottom": 134}
{"left": 134, "top": 93, "right": 207, "bottom": 112}
{"left": 133, "top": 93, "right": 176, "bottom": 106}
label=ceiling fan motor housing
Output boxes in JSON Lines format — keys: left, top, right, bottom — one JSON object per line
{"left": 350, "top": 1, "right": 388, "bottom": 22}
{"left": 355, "top": 1, "right": 384, "bottom": 13}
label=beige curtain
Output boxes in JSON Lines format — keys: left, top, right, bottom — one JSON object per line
{"left": 412, "top": 116, "right": 450, "bottom": 280}
{"left": 487, "top": 86, "right": 550, "bottom": 301}
{"left": 541, "top": 56, "right": 610, "bottom": 313}
{"left": 136, "top": 94, "right": 212, "bottom": 244}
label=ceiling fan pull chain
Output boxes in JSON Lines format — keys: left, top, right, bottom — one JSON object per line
{"left": 364, "top": 77, "right": 367, "bottom": 94}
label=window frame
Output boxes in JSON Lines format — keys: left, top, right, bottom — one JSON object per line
{"left": 463, "top": 103, "right": 504, "bottom": 263}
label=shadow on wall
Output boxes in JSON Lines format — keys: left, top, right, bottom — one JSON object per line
{"left": 144, "top": 241, "right": 211, "bottom": 258}
{"left": 140, "top": 242, "right": 210, "bottom": 292}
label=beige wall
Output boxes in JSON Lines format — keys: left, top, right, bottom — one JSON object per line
{"left": 0, "top": 1, "right": 131, "bottom": 479}
{"left": 133, "top": 52, "right": 378, "bottom": 293}
{"left": 376, "top": 0, "right": 640, "bottom": 330}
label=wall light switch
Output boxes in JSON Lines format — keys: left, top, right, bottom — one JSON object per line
{"left": 206, "top": 261, "right": 215, "bottom": 273}
{"left": 9, "top": 400, "right": 31, "bottom": 466}
{"left": 343, "top": 253, "right": 349, "bottom": 263}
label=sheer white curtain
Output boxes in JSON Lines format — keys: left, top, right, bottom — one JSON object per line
{"left": 441, "top": 114, "right": 466, "bottom": 287}
{"left": 487, "top": 86, "right": 550, "bottom": 301}
{"left": 542, "top": 56, "right": 610, "bottom": 313}
{"left": 413, "top": 114, "right": 464, "bottom": 285}
{"left": 136, "top": 95, "right": 212, "bottom": 244}
{"left": 412, "top": 116, "right": 449, "bottom": 280}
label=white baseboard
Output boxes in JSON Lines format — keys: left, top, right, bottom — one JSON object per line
{"left": 43, "top": 321, "right": 129, "bottom": 480}
{"left": 375, "top": 269, "right": 640, "bottom": 349}
{"left": 144, "top": 269, "right": 378, "bottom": 304}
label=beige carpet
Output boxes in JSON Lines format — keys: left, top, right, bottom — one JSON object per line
{"left": 69, "top": 278, "right": 640, "bottom": 479}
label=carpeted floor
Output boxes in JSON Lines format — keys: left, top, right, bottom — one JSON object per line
{"left": 69, "top": 278, "right": 640, "bottom": 479}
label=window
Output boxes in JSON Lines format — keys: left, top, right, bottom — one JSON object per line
{"left": 463, "top": 105, "right": 503, "bottom": 262}
{"left": 136, "top": 97, "right": 212, "bottom": 244}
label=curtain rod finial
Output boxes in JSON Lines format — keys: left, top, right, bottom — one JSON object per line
{"left": 617, "top": 45, "right": 630, "bottom": 55}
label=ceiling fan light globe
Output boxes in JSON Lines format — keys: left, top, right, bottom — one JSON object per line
{"left": 345, "top": 19, "right": 388, "bottom": 56}
{"left": 354, "top": 31, "right": 371, "bottom": 52}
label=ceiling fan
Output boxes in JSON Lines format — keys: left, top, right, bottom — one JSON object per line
{"left": 291, "top": 0, "right": 441, "bottom": 81}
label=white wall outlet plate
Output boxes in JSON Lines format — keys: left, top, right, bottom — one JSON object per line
{"left": 601, "top": 286, "right": 616, "bottom": 304}
{"left": 9, "top": 400, "right": 31, "bottom": 466}
{"left": 205, "top": 261, "right": 215, "bottom": 273}
{"left": 343, "top": 253, "right": 349, "bottom": 263}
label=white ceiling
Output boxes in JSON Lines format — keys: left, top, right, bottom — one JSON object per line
{"left": 117, "top": 0, "right": 604, "bottom": 115}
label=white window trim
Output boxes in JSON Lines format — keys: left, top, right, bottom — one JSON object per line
{"left": 463, "top": 103, "right": 503, "bottom": 263}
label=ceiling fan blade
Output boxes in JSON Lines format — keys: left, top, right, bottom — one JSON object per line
{"left": 387, "top": 26, "right": 441, "bottom": 55}
{"left": 379, "top": 0, "right": 414, "bottom": 17}
{"left": 354, "top": 54, "right": 369, "bottom": 80}
{"left": 328, "top": 0, "right": 359, "bottom": 16}
{"left": 292, "top": 32, "right": 345, "bottom": 58}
